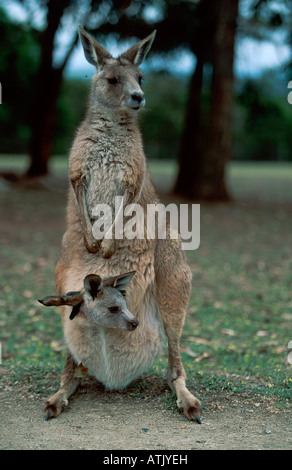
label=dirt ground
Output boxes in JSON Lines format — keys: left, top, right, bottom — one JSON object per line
{"left": 1, "top": 377, "right": 291, "bottom": 450}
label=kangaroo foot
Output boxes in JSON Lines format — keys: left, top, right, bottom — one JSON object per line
{"left": 170, "top": 376, "right": 201, "bottom": 423}
{"left": 45, "top": 392, "right": 68, "bottom": 420}
{"left": 177, "top": 395, "right": 201, "bottom": 423}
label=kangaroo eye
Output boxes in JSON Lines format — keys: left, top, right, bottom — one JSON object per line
{"left": 108, "top": 306, "right": 120, "bottom": 313}
{"left": 107, "top": 77, "right": 119, "bottom": 85}
{"left": 138, "top": 75, "right": 143, "bottom": 85}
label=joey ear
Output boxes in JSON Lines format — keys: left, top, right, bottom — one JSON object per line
{"left": 84, "top": 274, "right": 103, "bottom": 300}
{"left": 69, "top": 302, "right": 83, "bottom": 320}
{"left": 38, "top": 290, "right": 83, "bottom": 307}
{"left": 121, "top": 30, "right": 156, "bottom": 66}
{"left": 38, "top": 295, "right": 64, "bottom": 307}
{"left": 78, "top": 25, "right": 112, "bottom": 68}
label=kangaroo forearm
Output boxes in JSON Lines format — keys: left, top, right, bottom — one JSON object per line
{"left": 71, "top": 177, "right": 100, "bottom": 253}
{"left": 70, "top": 166, "right": 144, "bottom": 255}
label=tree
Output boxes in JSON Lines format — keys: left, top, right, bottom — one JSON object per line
{"left": 174, "top": 0, "right": 239, "bottom": 200}
{"left": 26, "top": 0, "right": 79, "bottom": 176}
{"left": 200, "top": 0, "right": 239, "bottom": 200}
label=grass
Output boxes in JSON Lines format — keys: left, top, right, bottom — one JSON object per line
{"left": 0, "top": 155, "right": 291, "bottom": 407}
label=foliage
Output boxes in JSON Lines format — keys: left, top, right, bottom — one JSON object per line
{"left": 234, "top": 76, "right": 292, "bottom": 161}
{"left": 0, "top": 8, "right": 39, "bottom": 153}
{"left": 53, "top": 79, "right": 89, "bottom": 155}
{"left": 141, "top": 72, "right": 188, "bottom": 160}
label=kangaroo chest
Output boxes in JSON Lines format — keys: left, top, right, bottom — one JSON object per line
{"left": 83, "top": 132, "right": 140, "bottom": 218}
{"left": 86, "top": 161, "right": 125, "bottom": 217}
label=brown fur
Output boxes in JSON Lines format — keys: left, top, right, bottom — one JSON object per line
{"left": 46, "top": 27, "right": 201, "bottom": 422}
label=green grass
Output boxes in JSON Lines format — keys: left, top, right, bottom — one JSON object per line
{"left": 0, "top": 156, "right": 291, "bottom": 405}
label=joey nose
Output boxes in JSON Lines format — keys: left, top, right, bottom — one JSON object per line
{"left": 128, "top": 319, "right": 139, "bottom": 331}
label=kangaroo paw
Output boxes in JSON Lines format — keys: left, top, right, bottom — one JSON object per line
{"left": 45, "top": 394, "right": 68, "bottom": 420}
{"left": 177, "top": 395, "right": 201, "bottom": 423}
{"left": 101, "top": 239, "right": 116, "bottom": 259}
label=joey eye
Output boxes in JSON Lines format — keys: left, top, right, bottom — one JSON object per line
{"left": 138, "top": 75, "right": 143, "bottom": 85}
{"left": 108, "top": 306, "right": 120, "bottom": 313}
{"left": 107, "top": 77, "right": 119, "bottom": 85}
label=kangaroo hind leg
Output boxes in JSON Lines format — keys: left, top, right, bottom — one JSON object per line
{"left": 45, "top": 351, "right": 82, "bottom": 420}
{"left": 155, "top": 237, "right": 201, "bottom": 423}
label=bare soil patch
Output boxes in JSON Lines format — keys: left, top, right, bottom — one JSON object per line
{"left": 1, "top": 378, "right": 291, "bottom": 450}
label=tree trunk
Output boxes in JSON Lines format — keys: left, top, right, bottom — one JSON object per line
{"left": 174, "top": 55, "right": 204, "bottom": 198}
{"left": 174, "top": 0, "right": 238, "bottom": 201}
{"left": 202, "top": 0, "right": 239, "bottom": 200}
{"left": 26, "top": 0, "right": 70, "bottom": 177}
{"left": 27, "top": 68, "right": 63, "bottom": 176}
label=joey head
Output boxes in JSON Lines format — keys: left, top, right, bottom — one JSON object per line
{"left": 39, "top": 271, "right": 138, "bottom": 332}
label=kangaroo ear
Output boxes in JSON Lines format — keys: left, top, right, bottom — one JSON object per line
{"left": 38, "top": 291, "right": 83, "bottom": 307}
{"left": 121, "top": 30, "right": 156, "bottom": 66}
{"left": 84, "top": 274, "right": 103, "bottom": 300}
{"left": 78, "top": 25, "right": 112, "bottom": 68}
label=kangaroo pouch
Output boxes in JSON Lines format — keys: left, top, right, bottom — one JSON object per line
{"left": 64, "top": 299, "right": 164, "bottom": 390}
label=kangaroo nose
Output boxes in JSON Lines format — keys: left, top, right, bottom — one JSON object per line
{"left": 131, "top": 92, "right": 144, "bottom": 104}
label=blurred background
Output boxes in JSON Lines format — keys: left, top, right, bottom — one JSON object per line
{"left": 0, "top": 0, "right": 292, "bottom": 407}
{"left": 0, "top": 0, "right": 291, "bottom": 200}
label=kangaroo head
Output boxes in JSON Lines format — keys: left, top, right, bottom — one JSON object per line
{"left": 39, "top": 271, "right": 138, "bottom": 331}
{"left": 78, "top": 25, "right": 156, "bottom": 112}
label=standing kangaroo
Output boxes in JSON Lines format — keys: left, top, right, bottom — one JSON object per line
{"left": 45, "top": 26, "right": 201, "bottom": 423}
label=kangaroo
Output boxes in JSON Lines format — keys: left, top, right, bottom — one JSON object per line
{"left": 46, "top": 26, "right": 201, "bottom": 423}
